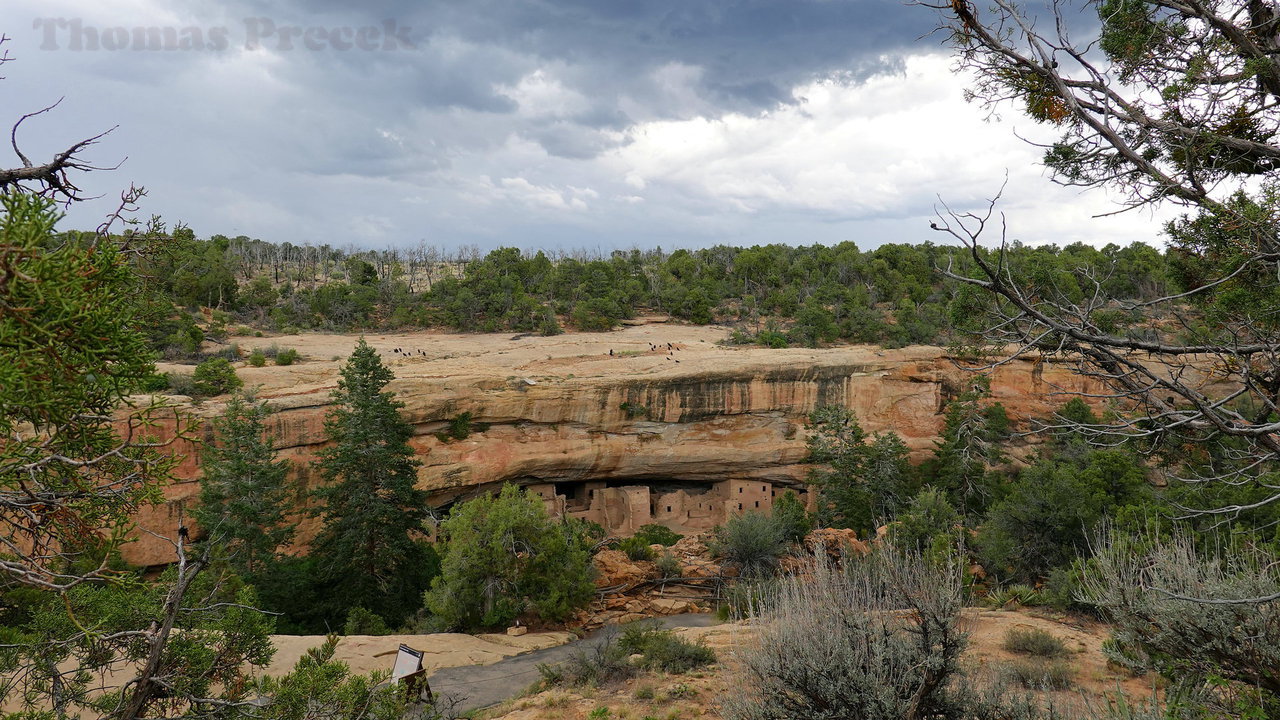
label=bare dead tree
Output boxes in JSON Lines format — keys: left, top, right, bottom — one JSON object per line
{"left": 0, "top": 37, "right": 122, "bottom": 204}
{"left": 922, "top": 0, "right": 1280, "bottom": 521}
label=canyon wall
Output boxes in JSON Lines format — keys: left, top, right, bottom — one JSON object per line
{"left": 125, "top": 328, "right": 1097, "bottom": 566}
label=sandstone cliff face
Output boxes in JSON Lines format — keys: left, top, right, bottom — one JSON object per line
{"left": 127, "top": 326, "right": 1096, "bottom": 565}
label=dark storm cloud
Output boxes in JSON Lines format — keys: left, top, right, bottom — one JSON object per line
{"left": 247, "top": 0, "right": 932, "bottom": 120}
{"left": 427, "top": 0, "right": 927, "bottom": 92}
{"left": 3, "top": 0, "right": 1019, "bottom": 249}
{"left": 144, "top": 0, "right": 933, "bottom": 170}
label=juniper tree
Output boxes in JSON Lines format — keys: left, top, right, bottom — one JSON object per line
{"left": 806, "top": 407, "right": 914, "bottom": 532}
{"left": 425, "top": 484, "right": 595, "bottom": 631}
{"left": 922, "top": 378, "right": 1010, "bottom": 518}
{"left": 310, "top": 339, "right": 433, "bottom": 626}
{"left": 0, "top": 190, "right": 291, "bottom": 720}
{"left": 926, "top": 0, "right": 1280, "bottom": 523}
{"left": 194, "top": 393, "right": 293, "bottom": 575}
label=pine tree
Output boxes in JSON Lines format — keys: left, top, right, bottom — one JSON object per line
{"left": 194, "top": 393, "right": 293, "bottom": 575}
{"left": 310, "top": 339, "right": 433, "bottom": 625}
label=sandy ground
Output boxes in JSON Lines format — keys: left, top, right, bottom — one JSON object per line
{"left": 158, "top": 320, "right": 940, "bottom": 398}
{"left": 480, "top": 609, "right": 1158, "bottom": 720}
{"left": 265, "top": 630, "right": 575, "bottom": 677}
{"left": 4, "top": 606, "right": 1152, "bottom": 718}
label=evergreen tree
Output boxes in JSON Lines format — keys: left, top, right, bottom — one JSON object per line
{"left": 426, "top": 484, "right": 595, "bottom": 630}
{"left": 310, "top": 339, "right": 433, "bottom": 626}
{"left": 194, "top": 393, "right": 293, "bottom": 575}
{"left": 771, "top": 490, "right": 812, "bottom": 544}
{"left": 922, "top": 377, "right": 1009, "bottom": 518}
{"left": 805, "top": 407, "right": 914, "bottom": 533}
{"left": 0, "top": 191, "right": 286, "bottom": 720}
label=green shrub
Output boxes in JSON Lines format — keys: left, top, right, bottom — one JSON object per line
{"left": 571, "top": 297, "right": 621, "bottom": 331}
{"left": 538, "top": 630, "right": 636, "bottom": 688}
{"left": 440, "top": 411, "right": 486, "bottom": 442}
{"left": 890, "top": 488, "right": 962, "bottom": 550}
{"left": 191, "top": 357, "right": 242, "bottom": 397}
{"left": 426, "top": 485, "right": 595, "bottom": 630}
{"left": 720, "top": 550, "right": 974, "bottom": 720}
{"left": 978, "top": 451, "right": 1148, "bottom": 583}
{"left": 136, "top": 372, "right": 170, "bottom": 392}
{"left": 757, "top": 330, "right": 788, "bottom": 348}
{"left": 619, "top": 401, "right": 648, "bottom": 418}
{"left": 618, "top": 536, "right": 656, "bottom": 562}
{"left": 539, "top": 310, "right": 563, "bottom": 336}
{"left": 1000, "top": 659, "right": 1074, "bottom": 690}
{"left": 165, "top": 372, "right": 196, "bottom": 396}
{"left": 1003, "top": 628, "right": 1067, "bottom": 658}
{"left": 771, "top": 490, "right": 811, "bottom": 543}
{"left": 618, "top": 623, "right": 716, "bottom": 674}
{"left": 1042, "top": 561, "right": 1090, "bottom": 612}
{"left": 654, "top": 552, "right": 681, "bottom": 580}
{"left": 1099, "top": 636, "right": 1150, "bottom": 677}
{"left": 248, "top": 350, "right": 267, "bottom": 367}
{"left": 984, "top": 584, "right": 1046, "bottom": 609}
{"left": 539, "top": 624, "right": 715, "bottom": 688}
{"left": 719, "top": 578, "right": 779, "bottom": 620}
{"left": 342, "top": 607, "right": 391, "bottom": 636}
{"left": 275, "top": 347, "right": 299, "bottom": 366}
{"left": 709, "top": 511, "right": 787, "bottom": 578}
{"left": 633, "top": 524, "right": 682, "bottom": 547}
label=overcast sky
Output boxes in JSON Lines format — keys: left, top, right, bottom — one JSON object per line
{"left": 0, "top": 1, "right": 1170, "bottom": 252}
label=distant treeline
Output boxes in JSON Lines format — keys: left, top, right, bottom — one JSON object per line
{"left": 58, "top": 225, "right": 1177, "bottom": 357}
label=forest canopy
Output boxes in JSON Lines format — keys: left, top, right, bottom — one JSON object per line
{"left": 106, "top": 230, "right": 1178, "bottom": 358}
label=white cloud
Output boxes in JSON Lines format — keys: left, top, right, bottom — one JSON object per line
{"left": 482, "top": 176, "right": 595, "bottom": 212}
{"left": 497, "top": 68, "right": 591, "bottom": 120}
{"left": 605, "top": 53, "right": 1175, "bottom": 247}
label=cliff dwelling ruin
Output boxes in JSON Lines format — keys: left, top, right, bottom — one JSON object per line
{"left": 523, "top": 479, "right": 808, "bottom": 536}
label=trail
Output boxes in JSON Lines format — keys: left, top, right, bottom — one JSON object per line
{"left": 425, "top": 614, "right": 717, "bottom": 713}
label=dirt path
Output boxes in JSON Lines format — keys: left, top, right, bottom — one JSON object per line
{"left": 426, "top": 614, "right": 718, "bottom": 713}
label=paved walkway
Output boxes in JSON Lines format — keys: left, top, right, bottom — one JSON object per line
{"left": 426, "top": 614, "right": 717, "bottom": 713}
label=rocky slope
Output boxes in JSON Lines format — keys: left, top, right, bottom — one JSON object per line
{"left": 126, "top": 323, "right": 1098, "bottom": 565}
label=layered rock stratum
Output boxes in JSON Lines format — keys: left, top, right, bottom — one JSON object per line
{"left": 128, "top": 323, "right": 1096, "bottom": 566}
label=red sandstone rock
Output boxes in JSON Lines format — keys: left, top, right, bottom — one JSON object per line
{"left": 121, "top": 329, "right": 1104, "bottom": 566}
{"left": 805, "top": 528, "right": 872, "bottom": 559}
{"left": 593, "top": 550, "right": 649, "bottom": 590}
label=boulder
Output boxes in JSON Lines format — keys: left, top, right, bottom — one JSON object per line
{"left": 680, "top": 557, "right": 722, "bottom": 578}
{"left": 594, "top": 549, "right": 649, "bottom": 590}
{"left": 671, "top": 534, "right": 710, "bottom": 559}
{"left": 805, "top": 528, "right": 871, "bottom": 559}
{"left": 651, "top": 598, "right": 692, "bottom": 614}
